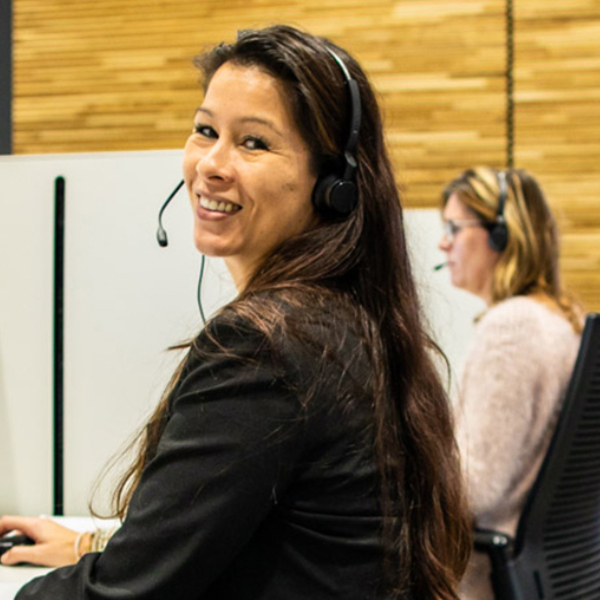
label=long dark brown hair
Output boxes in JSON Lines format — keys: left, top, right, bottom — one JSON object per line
{"left": 101, "top": 25, "right": 471, "bottom": 599}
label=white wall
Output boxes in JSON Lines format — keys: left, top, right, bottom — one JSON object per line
{"left": 0, "top": 150, "right": 481, "bottom": 517}
{"left": 406, "top": 210, "right": 485, "bottom": 394}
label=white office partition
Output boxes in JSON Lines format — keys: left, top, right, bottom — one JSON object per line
{"left": 0, "top": 150, "right": 237, "bottom": 516}
{"left": 61, "top": 151, "right": 239, "bottom": 515}
{"left": 0, "top": 156, "right": 55, "bottom": 516}
{"left": 0, "top": 150, "right": 481, "bottom": 517}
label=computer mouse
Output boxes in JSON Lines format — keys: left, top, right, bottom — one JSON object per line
{"left": 0, "top": 533, "right": 35, "bottom": 557}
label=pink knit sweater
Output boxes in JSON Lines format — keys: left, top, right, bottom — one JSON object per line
{"left": 455, "top": 296, "right": 581, "bottom": 600}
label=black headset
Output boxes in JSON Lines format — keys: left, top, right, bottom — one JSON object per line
{"left": 486, "top": 170, "right": 509, "bottom": 252}
{"left": 311, "top": 48, "right": 361, "bottom": 217}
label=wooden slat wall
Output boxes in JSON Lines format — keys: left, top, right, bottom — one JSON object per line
{"left": 514, "top": 0, "right": 600, "bottom": 310}
{"left": 12, "top": 0, "right": 600, "bottom": 310}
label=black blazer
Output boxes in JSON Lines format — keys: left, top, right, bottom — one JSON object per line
{"left": 17, "top": 300, "right": 386, "bottom": 599}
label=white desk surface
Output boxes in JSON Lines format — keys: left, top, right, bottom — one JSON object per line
{"left": 0, "top": 566, "right": 53, "bottom": 600}
{"left": 0, "top": 516, "right": 118, "bottom": 600}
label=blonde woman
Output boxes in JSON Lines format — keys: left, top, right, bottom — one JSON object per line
{"left": 439, "top": 167, "right": 583, "bottom": 600}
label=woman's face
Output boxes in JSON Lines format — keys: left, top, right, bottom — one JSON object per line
{"left": 183, "top": 62, "right": 318, "bottom": 290}
{"left": 438, "top": 193, "right": 500, "bottom": 304}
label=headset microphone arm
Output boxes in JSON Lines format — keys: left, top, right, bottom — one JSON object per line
{"left": 156, "top": 179, "right": 185, "bottom": 247}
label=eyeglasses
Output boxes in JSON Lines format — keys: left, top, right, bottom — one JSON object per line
{"left": 442, "top": 219, "right": 484, "bottom": 243}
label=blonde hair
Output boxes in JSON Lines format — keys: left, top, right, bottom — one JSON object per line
{"left": 442, "top": 166, "right": 583, "bottom": 332}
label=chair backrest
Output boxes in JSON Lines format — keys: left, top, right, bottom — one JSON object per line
{"left": 512, "top": 313, "right": 600, "bottom": 599}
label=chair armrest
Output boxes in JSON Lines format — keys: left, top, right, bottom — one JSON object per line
{"left": 474, "top": 527, "right": 515, "bottom": 570}
{"left": 474, "top": 529, "right": 524, "bottom": 600}
{"left": 474, "top": 528, "right": 513, "bottom": 553}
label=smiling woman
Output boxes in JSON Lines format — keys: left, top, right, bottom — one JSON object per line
{"left": 1, "top": 25, "right": 471, "bottom": 600}
{"left": 183, "top": 62, "right": 317, "bottom": 290}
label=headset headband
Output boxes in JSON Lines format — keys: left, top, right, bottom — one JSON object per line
{"left": 486, "top": 170, "right": 509, "bottom": 252}
{"left": 325, "top": 48, "right": 361, "bottom": 180}
{"left": 497, "top": 170, "right": 508, "bottom": 223}
{"left": 325, "top": 48, "right": 361, "bottom": 163}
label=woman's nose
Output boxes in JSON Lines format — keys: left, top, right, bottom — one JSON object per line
{"left": 438, "top": 234, "right": 451, "bottom": 252}
{"left": 196, "top": 140, "right": 234, "bottom": 182}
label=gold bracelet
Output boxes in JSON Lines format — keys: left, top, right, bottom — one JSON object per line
{"left": 74, "top": 532, "right": 84, "bottom": 559}
{"left": 81, "top": 532, "right": 92, "bottom": 555}
{"left": 90, "top": 528, "right": 117, "bottom": 553}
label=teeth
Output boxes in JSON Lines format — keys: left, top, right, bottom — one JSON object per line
{"left": 200, "top": 197, "right": 239, "bottom": 213}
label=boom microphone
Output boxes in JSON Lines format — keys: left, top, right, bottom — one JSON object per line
{"left": 155, "top": 178, "right": 207, "bottom": 325}
{"left": 156, "top": 180, "right": 185, "bottom": 247}
{"left": 433, "top": 262, "right": 447, "bottom": 271}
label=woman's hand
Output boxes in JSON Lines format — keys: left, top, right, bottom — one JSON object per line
{"left": 0, "top": 515, "right": 85, "bottom": 567}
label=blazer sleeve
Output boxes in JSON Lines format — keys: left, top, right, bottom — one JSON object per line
{"left": 17, "top": 318, "right": 307, "bottom": 599}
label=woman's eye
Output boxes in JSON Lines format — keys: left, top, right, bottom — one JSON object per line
{"left": 194, "top": 124, "right": 216, "bottom": 138}
{"left": 243, "top": 136, "right": 269, "bottom": 151}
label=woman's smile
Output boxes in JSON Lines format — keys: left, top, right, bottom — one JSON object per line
{"left": 195, "top": 191, "right": 242, "bottom": 218}
{"left": 199, "top": 198, "right": 241, "bottom": 214}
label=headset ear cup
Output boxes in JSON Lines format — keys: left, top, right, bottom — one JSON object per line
{"left": 488, "top": 222, "right": 508, "bottom": 252}
{"left": 329, "top": 180, "right": 358, "bottom": 215}
{"left": 312, "top": 173, "right": 337, "bottom": 213}
{"left": 312, "top": 173, "right": 358, "bottom": 216}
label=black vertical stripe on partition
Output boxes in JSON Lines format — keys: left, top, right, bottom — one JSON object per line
{"left": 53, "top": 176, "right": 65, "bottom": 516}
{"left": 505, "top": 0, "right": 515, "bottom": 169}
{"left": 0, "top": 0, "right": 11, "bottom": 154}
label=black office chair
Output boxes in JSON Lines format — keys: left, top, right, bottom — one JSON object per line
{"left": 474, "top": 312, "right": 600, "bottom": 600}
